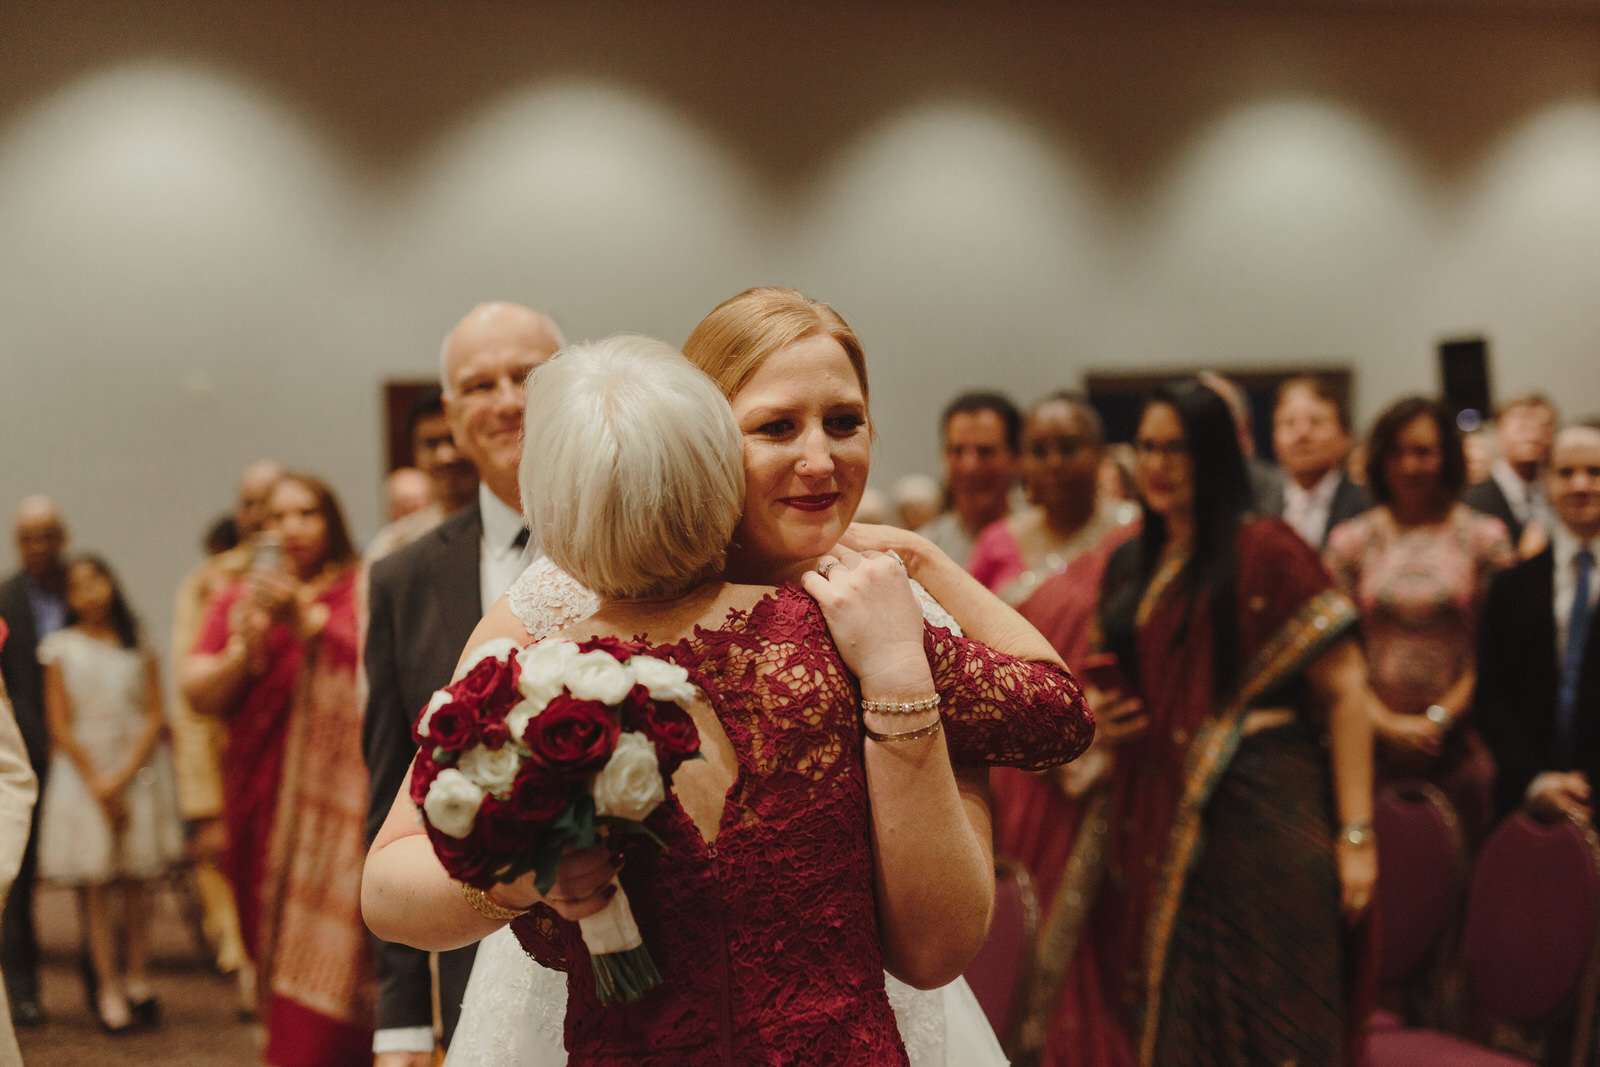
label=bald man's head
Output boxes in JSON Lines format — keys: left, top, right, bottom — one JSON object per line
{"left": 438, "top": 303, "right": 564, "bottom": 510}
{"left": 14, "top": 496, "right": 66, "bottom": 580}
{"left": 236, "top": 460, "right": 285, "bottom": 538}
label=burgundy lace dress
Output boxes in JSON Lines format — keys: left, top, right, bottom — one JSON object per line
{"left": 509, "top": 585, "right": 1091, "bottom": 1065}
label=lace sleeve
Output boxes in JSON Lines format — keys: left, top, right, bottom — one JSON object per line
{"left": 507, "top": 557, "right": 602, "bottom": 641}
{"left": 509, "top": 905, "right": 576, "bottom": 973}
{"left": 926, "top": 625, "right": 1093, "bottom": 770}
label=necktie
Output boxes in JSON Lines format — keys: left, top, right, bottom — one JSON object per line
{"left": 1556, "top": 547, "right": 1594, "bottom": 764}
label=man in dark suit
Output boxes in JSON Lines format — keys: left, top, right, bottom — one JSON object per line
{"left": 363, "top": 302, "right": 563, "bottom": 1066}
{"left": 0, "top": 497, "right": 68, "bottom": 1026}
{"left": 1462, "top": 393, "right": 1557, "bottom": 551}
{"left": 1475, "top": 423, "right": 1600, "bottom": 824}
{"left": 1265, "top": 375, "right": 1372, "bottom": 550}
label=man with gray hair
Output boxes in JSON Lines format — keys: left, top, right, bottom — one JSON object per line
{"left": 362, "top": 302, "right": 562, "bottom": 1065}
{"left": 0, "top": 496, "right": 69, "bottom": 1026}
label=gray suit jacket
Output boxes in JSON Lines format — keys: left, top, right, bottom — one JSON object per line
{"left": 362, "top": 503, "right": 484, "bottom": 1045}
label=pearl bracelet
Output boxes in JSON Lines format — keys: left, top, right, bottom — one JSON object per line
{"left": 459, "top": 881, "right": 529, "bottom": 921}
{"left": 861, "top": 694, "right": 940, "bottom": 716}
{"left": 863, "top": 719, "right": 943, "bottom": 744}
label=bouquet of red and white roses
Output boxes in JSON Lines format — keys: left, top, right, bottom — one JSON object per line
{"left": 410, "top": 634, "right": 701, "bottom": 1004}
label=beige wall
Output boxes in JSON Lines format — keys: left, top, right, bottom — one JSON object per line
{"left": 2, "top": 1, "right": 1598, "bottom": 647}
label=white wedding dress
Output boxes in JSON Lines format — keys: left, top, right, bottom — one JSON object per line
{"left": 444, "top": 557, "right": 1008, "bottom": 1066}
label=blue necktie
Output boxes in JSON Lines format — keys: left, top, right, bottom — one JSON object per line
{"left": 1557, "top": 547, "right": 1595, "bottom": 764}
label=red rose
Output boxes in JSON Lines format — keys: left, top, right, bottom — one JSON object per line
{"left": 409, "top": 752, "right": 439, "bottom": 808}
{"left": 453, "top": 655, "right": 523, "bottom": 720}
{"left": 474, "top": 794, "right": 541, "bottom": 856}
{"left": 425, "top": 701, "right": 477, "bottom": 751}
{"left": 509, "top": 762, "right": 570, "bottom": 823}
{"left": 428, "top": 823, "right": 494, "bottom": 887}
{"left": 524, "top": 693, "right": 621, "bottom": 780}
{"left": 578, "top": 635, "right": 644, "bottom": 661}
{"left": 478, "top": 716, "right": 511, "bottom": 749}
{"left": 626, "top": 691, "right": 701, "bottom": 778}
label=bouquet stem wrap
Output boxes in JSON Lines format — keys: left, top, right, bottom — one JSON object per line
{"left": 579, "top": 877, "right": 662, "bottom": 1004}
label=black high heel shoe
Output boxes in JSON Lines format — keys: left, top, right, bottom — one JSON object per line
{"left": 128, "top": 995, "right": 160, "bottom": 1027}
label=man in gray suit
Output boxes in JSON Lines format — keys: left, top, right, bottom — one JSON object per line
{"left": 363, "top": 303, "right": 563, "bottom": 1066}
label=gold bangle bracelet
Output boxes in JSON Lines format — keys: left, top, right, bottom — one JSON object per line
{"left": 861, "top": 694, "right": 940, "bottom": 716}
{"left": 459, "top": 881, "right": 528, "bottom": 921}
{"left": 863, "top": 718, "right": 943, "bottom": 744}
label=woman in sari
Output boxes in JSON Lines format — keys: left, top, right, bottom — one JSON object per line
{"left": 183, "top": 473, "right": 374, "bottom": 1065}
{"left": 1020, "top": 379, "right": 1376, "bottom": 1066}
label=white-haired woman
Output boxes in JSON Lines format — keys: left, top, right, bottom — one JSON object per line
{"left": 364, "top": 334, "right": 1089, "bottom": 1064}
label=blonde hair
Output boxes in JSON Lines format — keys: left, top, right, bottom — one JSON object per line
{"left": 682, "top": 286, "right": 868, "bottom": 405}
{"left": 518, "top": 335, "right": 744, "bottom": 599}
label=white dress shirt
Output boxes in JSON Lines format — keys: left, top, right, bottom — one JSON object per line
{"left": 1552, "top": 523, "right": 1600, "bottom": 660}
{"left": 1491, "top": 458, "right": 1548, "bottom": 531}
{"left": 479, "top": 483, "right": 537, "bottom": 614}
{"left": 1282, "top": 468, "right": 1342, "bottom": 548}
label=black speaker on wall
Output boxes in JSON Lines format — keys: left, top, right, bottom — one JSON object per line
{"left": 1439, "top": 336, "right": 1492, "bottom": 431}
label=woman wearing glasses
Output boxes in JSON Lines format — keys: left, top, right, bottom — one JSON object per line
{"left": 1024, "top": 379, "right": 1376, "bottom": 1066}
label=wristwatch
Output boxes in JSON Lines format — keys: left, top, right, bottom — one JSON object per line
{"left": 1424, "top": 704, "right": 1453, "bottom": 728}
{"left": 1338, "top": 821, "right": 1375, "bottom": 848}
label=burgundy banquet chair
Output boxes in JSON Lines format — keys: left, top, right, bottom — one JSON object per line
{"left": 1371, "top": 782, "right": 1468, "bottom": 1031}
{"left": 1369, "top": 809, "right": 1600, "bottom": 1066}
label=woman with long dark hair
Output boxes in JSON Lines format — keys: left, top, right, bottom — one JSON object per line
{"left": 1026, "top": 379, "right": 1376, "bottom": 1066}
{"left": 183, "top": 472, "right": 374, "bottom": 1065}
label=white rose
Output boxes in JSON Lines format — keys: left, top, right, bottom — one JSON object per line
{"left": 422, "top": 768, "right": 486, "bottom": 838}
{"left": 516, "top": 638, "right": 580, "bottom": 708}
{"left": 453, "top": 637, "right": 521, "bottom": 681}
{"left": 416, "top": 689, "right": 453, "bottom": 740}
{"left": 564, "top": 650, "right": 636, "bottom": 705}
{"left": 628, "top": 656, "right": 696, "bottom": 706}
{"left": 591, "top": 732, "right": 666, "bottom": 822}
{"left": 457, "top": 743, "right": 522, "bottom": 796}
{"left": 503, "top": 700, "right": 541, "bottom": 746}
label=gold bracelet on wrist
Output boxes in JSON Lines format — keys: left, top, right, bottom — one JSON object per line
{"left": 459, "top": 881, "right": 529, "bottom": 921}
{"left": 863, "top": 718, "right": 943, "bottom": 744}
{"left": 861, "top": 694, "right": 940, "bottom": 716}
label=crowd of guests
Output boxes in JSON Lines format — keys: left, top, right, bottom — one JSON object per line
{"left": 0, "top": 289, "right": 1593, "bottom": 1065}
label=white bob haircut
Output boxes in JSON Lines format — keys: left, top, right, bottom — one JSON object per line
{"left": 519, "top": 334, "right": 744, "bottom": 600}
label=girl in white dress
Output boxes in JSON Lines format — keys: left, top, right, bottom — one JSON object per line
{"left": 37, "top": 556, "right": 183, "bottom": 1033}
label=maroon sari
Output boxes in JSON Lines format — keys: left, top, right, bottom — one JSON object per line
{"left": 194, "top": 569, "right": 374, "bottom": 1065}
{"left": 1002, "top": 519, "right": 1370, "bottom": 1066}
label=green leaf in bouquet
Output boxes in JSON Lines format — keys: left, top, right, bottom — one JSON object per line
{"left": 528, "top": 794, "right": 599, "bottom": 896}
{"left": 596, "top": 816, "right": 666, "bottom": 850}
{"left": 529, "top": 827, "right": 568, "bottom": 896}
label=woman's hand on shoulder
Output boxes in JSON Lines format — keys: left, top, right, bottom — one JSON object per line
{"left": 836, "top": 523, "right": 944, "bottom": 579}
{"left": 801, "top": 544, "right": 931, "bottom": 695}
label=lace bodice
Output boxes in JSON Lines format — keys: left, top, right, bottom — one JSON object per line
{"left": 506, "top": 585, "right": 1088, "bottom": 1064}
{"left": 507, "top": 562, "right": 1091, "bottom": 772}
